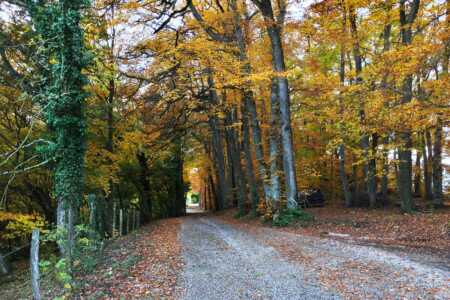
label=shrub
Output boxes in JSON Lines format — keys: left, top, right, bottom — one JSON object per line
{"left": 272, "top": 208, "right": 315, "bottom": 227}
{"left": 0, "top": 211, "right": 47, "bottom": 244}
{"left": 40, "top": 224, "right": 104, "bottom": 297}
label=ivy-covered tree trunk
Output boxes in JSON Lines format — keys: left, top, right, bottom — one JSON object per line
{"left": 28, "top": 0, "right": 90, "bottom": 260}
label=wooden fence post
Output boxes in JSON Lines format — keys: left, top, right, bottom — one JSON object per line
{"left": 119, "top": 209, "right": 123, "bottom": 236}
{"left": 112, "top": 202, "right": 116, "bottom": 238}
{"left": 126, "top": 209, "right": 130, "bottom": 235}
{"left": 88, "top": 194, "right": 97, "bottom": 235}
{"left": 136, "top": 211, "right": 140, "bottom": 229}
{"left": 0, "top": 253, "right": 10, "bottom": 276}
{"left": 131, "top": 208, "right": 135, "bottom": 232}
{"left": 30, "top": 229, "right": 41, "bottom": 300}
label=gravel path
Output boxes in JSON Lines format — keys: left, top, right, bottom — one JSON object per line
{"left": 178, "top": 215, "right": 450, "bottom": 300}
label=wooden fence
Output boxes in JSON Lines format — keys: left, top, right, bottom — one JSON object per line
{"left": 2, "top": 193, "right": 143, "bottom": 299}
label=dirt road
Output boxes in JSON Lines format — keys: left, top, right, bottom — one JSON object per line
{"left": 177, "top": 215, "right": 449, "bottom": 300}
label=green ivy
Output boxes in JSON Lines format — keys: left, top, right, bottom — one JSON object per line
{"left": 40, "top": 225, "right": 103, "bottom": 297}
{"left": 27, "top": 0, "right": 91, "bottom": 256}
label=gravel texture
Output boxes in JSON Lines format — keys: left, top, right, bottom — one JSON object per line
{"left": 178, "top": 216, "right": 340, "bottom": 300}
{"left": 178, "top": 215, "right": 450, "bottom": 300}
{"left": 248, "top": 224, "right": 450, "bottom": 299}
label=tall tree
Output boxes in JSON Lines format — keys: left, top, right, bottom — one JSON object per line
{"left": 28, "top": 0, "right": 90, "bottom": 259}
{"left": 397, "top": 0, "right": 420, "bottom": 212}
{"left": 251, "top": 0, "right": 298, "bottom": 208}
{"left": 432, "top": 0, "right": 449, "bottom": 207}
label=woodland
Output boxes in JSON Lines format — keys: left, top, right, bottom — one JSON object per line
{"left": 0, "top": 0, "right": 448, "bottom": 298}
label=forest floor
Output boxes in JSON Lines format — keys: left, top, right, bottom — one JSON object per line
{"left": 1, "top": 206, "right": 449, "bottom": 299}
{"left": 220, "top": 205, "right": 450, "bottom": 257}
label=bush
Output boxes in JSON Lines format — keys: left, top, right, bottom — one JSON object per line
{"left": 0, "top": 211, "right": 47, "bottom": 244}
{"left": 272, "top": 208, "right": 315, "bottom": 227}
{"left": 190, "top": 193, "right": 199, "bottom": 204}
{"left": 40, "top": 224, "right": 104, "bottom": 297}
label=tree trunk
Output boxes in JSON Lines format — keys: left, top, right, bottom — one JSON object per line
{"left": 368, "top": 134, "right": 378, "bottom": 208}
{"left": 28, "top": 0, "right": 89, "bottom": 261}
{"left": 174, "top": 142, "right": 186, "bottom": 216}
{"left": 414, "top": 150, "right": 421, "bottom": 196}
{"left": 381, "top": 142, "right": 389, "bottom": 204}
{"left": 350, "top": 6, "right": 372, "bottom": 205}
{"left": 432, "top": 119, "right": 443, "bottom": 206}
{"left": 251, "top": 0, "right": 298, "bottom": 208}
{"left": 207, "top": 72, "right": 231, "bottom": 210}
{"left": 269, "top": 80, "right": 282, "bottom": 207}
{"left": 137, "top": 151, "right": 152, "bottom": 221}
{"left": 105, "top": 78, "right": 117, "bottom": 226}
{"left": 379, "top": 2, "right": 392, "bottom": 205}
{"left": 423, "top": 130, "right": 433, "bottom": 201}
{"left": 351, "top": 160, "right": 360, "bottom": 203}
{"left": 397, "top": 132, "right": 413, "bottom": 212}
{"left": 242, "top": 100, "right": 259, "bottom": 214}
{"left": 226, "top": 109, "right": 247, "bottom": 215}
{"left": 337, "top": 12, "right": 352, "bottom": 207}
{"left": 229, "top": 0, "right": 271, "bottom": 204}
{"left": 56, "top": 199, "right": 76, "bottom": 261}
{"left": 397, "top": 0, "right": 420, "bottom": 212}
{"left": 209, "top": 117, "right": 227, "bottom": 210}
{"left": 433, "top": 2, "right": 448, "bottom": 206}
{"left": 207, "top": 174, "right": 215, "bottom": 211}
{"left": 225, "top": 119, "right": 237, "bottom": 206}
{"left": 339, "top": 145, "right": 352, "bottom": 207}
{"left": 267, "top": 27, "right": 298, "bottom": 209}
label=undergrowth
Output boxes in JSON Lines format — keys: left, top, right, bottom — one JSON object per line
{"left": 272, "top": 208, "right": 315, "bottom": 227}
